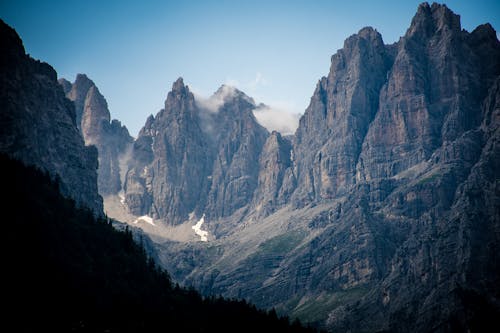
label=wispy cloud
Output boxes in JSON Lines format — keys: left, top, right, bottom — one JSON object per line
{"left": 193, "top": 73, "right": 302, "bottom": 135}
{"left": 252, "top": 103, "right": 301, "bottom": 136}
{"left": 194, "top": 85, "right": 237, "bottom": 112}
{"left": 247, "top": 72, "right": 268, "bottom": 91}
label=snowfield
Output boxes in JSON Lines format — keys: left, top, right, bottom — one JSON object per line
{"left": 192, "top": 214, "right": 209, "bottom": 242}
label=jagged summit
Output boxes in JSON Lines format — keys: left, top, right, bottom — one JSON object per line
{"left": 213, "top": 84, "right": 255, "bottom": 105}
{"left": 0, "top": 19, "right": 103, "bottom": 214}
{"left": 135, "top": 4, "right": 499, "bottom": 332}
{"left": 58, "top": 77, "right": 72, "bottom": 94}
{"left": 0, "top": 18, "right": 25, "bottom": 61}
{"left": 407, "top": 2, "right": 461, "bottom": 38}
{"left": 357, "top": 26, "right": 381, "bottom": 40}
{"left": 171, "top": 76, "right": 188, "bottom": 94}
{"left": 18, "top": 3, "right": 494, "bottom": 332}
{"left": 61, "top": 74, "right": 133, "bottom": 196}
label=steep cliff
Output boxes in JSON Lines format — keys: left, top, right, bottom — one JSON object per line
{"left": 61, "top": 75, "right": 133, "bottom": 196}
{"left": 204, "top": 85, "right": 268, "bottom": 221}
{"left": 125, "top": 78, "right": 212, "bottom": 224}
{"left": 0, "top": 19, "right": 102, "bottom": 214}
{"left": 152, "top": 4, "right": 500, "bottom": 332}
{"left": 251, "top": 131, "right": 293, "bottom": 216}
{"left": 124, "top": 81, "right": 268, "bottom": 225}
{"left": 289, "top": 26, "right": 393, "bottom": 205}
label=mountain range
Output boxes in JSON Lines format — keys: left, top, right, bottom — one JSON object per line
{"left": 1, "top": 2, "right": 499, "bottom": 332}
{"left": 0, "top": 16, "right": 317, "bottom": 333}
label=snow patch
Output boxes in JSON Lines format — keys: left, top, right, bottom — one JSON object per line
{"left": 192, "top": 214, "right": 209, "bottom": 242}
{"left": 134, "top": 215, "right": 155, "bottom": 226}
{"left": 119, "top": 193, "right": 126, "bottom": 205}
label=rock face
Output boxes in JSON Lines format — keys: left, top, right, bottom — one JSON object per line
{"left": 251, "top": 131, "right": 293, "bottom": 216}
{"left": 124, "top": 81, "right": 268, "bottom": 225}
{"left": 125, "top": 78, "right": 212, "bottom": 224}
{"left": 61, "top": 75, "right": 133, "bottom": 196}
{"left": 289, "top": 26, "right": 393, "bottom": 205}
{"left": 0, "top": 19, "right": 102, "bottom": 214}
{"left": 204, "top": 85, "right": 268, "bottom": 221}
{"left": 147, "top": 3, "right": 499, "bottom": 332}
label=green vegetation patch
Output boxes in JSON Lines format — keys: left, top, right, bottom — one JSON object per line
{"left": 258, "top": 229, "right": 305, "bottom": 255}
{"left": 291, "top": 287, "right": 370, "bottom": 324}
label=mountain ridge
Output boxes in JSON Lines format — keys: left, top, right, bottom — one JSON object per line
{"left": 101, "top": 3, "right": 500, "bottom": 331}
{"left": 0, "top": 19, "right": 103, "bottom": 214}
{"left": 2, "top": 2, "right": 499, "bottom": 332}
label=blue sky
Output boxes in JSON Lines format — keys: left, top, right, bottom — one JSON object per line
{"left": 1, "top": 0, "right": 499, "bottom": 136}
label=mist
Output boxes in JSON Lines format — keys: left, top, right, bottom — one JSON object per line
{"left": 252, "top": 105, "right": 301, "bottom": 136}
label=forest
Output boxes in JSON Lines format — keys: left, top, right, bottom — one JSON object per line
{"left": 1, "top": 154, "right": 321, "bottom": 332}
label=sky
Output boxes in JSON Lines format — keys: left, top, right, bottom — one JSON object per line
{"left": 1, "top": 0, "right": 499, "bottom": 136}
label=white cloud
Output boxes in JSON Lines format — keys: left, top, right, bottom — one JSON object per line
{"left": 253, "top": 104, "right": 301, "bottom": 135}
{"left": 194, "top": 85, "right": 237, "bottom": 112}
{"left": 192, "top": 72, "right": 302, "bottom": 135}
{"left": 247, "top": 72, "right": 268, "bottom": 91}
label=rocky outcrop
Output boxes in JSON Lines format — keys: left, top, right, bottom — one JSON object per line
{"left": 152, "top": 3, "right": 500, "bottom": 332}
{"left": 251, "top": 131, "right": 292, "bottom": 216}
{"left": 62, "top": 75, "right": 133, "bottom": 196}
{"left": 204, "top": 86, "right": 268, "bottom": 220}
{"left": 0, "top": 19, "right": 102, "bottom": 214}
{"left": 357, "top": 3, "right": 499, "bottom": 184}
{"left": 124, "top": 81, "right": 268, "bottom": 225}
{"left": 65, "top": 74, "right": 94, "bottom": 131}
{"left": 288, "top": 26, "right": 393, "bottom": 206}
{"left": 125, "top": 78, "right": 213, "bottom": 223}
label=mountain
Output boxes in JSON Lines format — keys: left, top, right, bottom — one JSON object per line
{"left": 0, "top": 19, "right": 319, "bottom": 333}
{"left": 111, "top": 3, "right": 499, "bottom": 332}
{"left": 5, "top": 1, "right": 496, "bottom": 331}
{"left": 0, "top": 19, "right": 102, "bottom": 214}
{"left": 123, "top": 81, "right": 268, "bottom": 226}
{"left": 60, "top": 74, "right": 133, "bottom": 196}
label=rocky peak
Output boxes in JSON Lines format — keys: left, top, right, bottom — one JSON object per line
{"left": 343, "top": 26, "right": 384, "bottom": 51}
{"left": 169, "top": 77, "right": 192, "bottom": 105}
{"left": 470, "top": 23, "right": 497, "bottom": 42}
{"left": 123, "top": 78, "right": 269, "bottom": 225}
{"left": 125, "top": 78, "right": 211, "bottom": 223}
{"left": 163, "top": 77, "right": 197, "bottom": 118}
{"left": 0, "top": 19, "right": 25, "bottom": 63}
{"left": 0, "top": 19, "right": 103, "bottom": 214}
{"left": 81, "top": 85, "right": 111, "bottom": 144}
{"left": 215, "top": 85, "right": 255, "bottom": 106}
{"left": 84, "top": 86, "right": 110, "bottom": 121}
{"left": 289, "top": 20, "right": 392, "bottom": 205}
{"left": 407, "top": 2, "right": 461, "bottom": 39}
{"left": 61, "top": 74, "right": 133, "bottom": 196}
{"left": 138, "top": 114, "right": 155, "bottom": 136}
{"left": 67, "top": 73, "right": 95, "bottom": 130}
{"left": 58, "top": 78, "right": 72, "bottom": 94}
{"left": 172, "top": 77, "right": 186, "bottom": 92}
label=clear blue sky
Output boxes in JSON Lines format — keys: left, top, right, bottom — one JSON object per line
{"left": 1, "top": 0, "right": 499, "bottom": 136}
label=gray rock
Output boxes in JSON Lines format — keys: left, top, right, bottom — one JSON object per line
{"left": 288, "top": 26, "right": 393, "bottom": 206}
{"left": 125, "top": 78, "right": 213, "bottom": 224}
{"left": 152, "top": 4, "right": 500, "bottom": 332}
{"left": 204, "top": 85, "right": 268, "bottom": 221}
{"left": 62, "top": 75, "right": 133, "bottom": 196}
{"left": 251, "top": 131, "right": 292, "bottom": 217}
{"left": 124, "top": 80, "right": 268, "bottom": 225}
{"left": 0, "top": 19, "right": 102, "bottom": 214}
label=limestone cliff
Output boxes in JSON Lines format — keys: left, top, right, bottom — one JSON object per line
{"left": 0, "top": 19, "right": 103, "bottom": 214}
